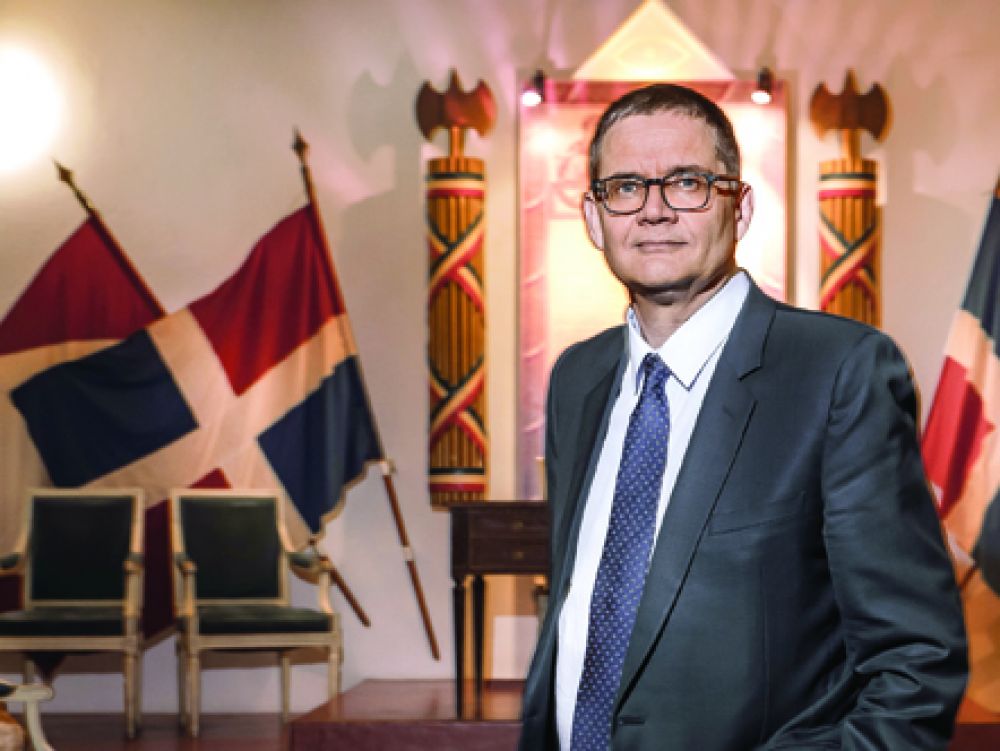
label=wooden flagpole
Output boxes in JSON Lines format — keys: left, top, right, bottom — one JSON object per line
{"left": 293, "top": 132, "right": 440, "bottom": 660}
{"left": 55, "top": 162, "right": 165, "bottom": 318}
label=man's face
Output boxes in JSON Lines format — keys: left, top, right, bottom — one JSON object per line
{"left": 584, "top": 111, "right": 752, "bottom": 303}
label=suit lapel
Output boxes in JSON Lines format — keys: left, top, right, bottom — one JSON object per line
{"left": 617, "top": 283, "right": 776, "bottom": 702}
{"left": 553, "top": 344, "right": 625, "bottom": 600}
{"left": 523, "top": 331, "right": 624, "bottom": 728}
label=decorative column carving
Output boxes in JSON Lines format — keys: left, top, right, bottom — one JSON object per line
{"left": 416, "top": 71, "right": 496, "bottom": 506}
{"left": 810, "top": 70, "right": 891, "bottom": 326}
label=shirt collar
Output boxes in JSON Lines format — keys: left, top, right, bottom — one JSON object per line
{"left": 625, "top": 270, "right": 750, "bottom": 393}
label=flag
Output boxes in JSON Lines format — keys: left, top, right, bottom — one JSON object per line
{"left": 922, "top": 178, "right": 1000, "bottom": 711}
{"left": 11, "top": 205, "right": 383, "bottom": 561}
{"left": 0, "top": 217, "right": 164, "bottom": 619}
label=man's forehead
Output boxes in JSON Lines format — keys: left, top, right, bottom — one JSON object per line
{"left": 603, "top": 112, "right": 712, "bottom": 145}
{"left": 600, "top": 115, "right": 721, "bottom": 171}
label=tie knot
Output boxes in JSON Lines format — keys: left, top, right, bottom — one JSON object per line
{"left": 640, "top": 353, "right": 669, "bottom": 393}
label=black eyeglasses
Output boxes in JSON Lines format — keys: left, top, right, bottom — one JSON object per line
{"left": 590, "top": 171, "right": 743, "bottom": 215}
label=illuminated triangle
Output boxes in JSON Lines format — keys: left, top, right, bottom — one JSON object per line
{"left": 574, "top": 0, "right": 733, "bottom": 81}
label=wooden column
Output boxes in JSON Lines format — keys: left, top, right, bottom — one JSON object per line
{"left": 810, "top": 70, "right": 891, "bottom": 327}
{"left": 818, "top": 160, "right": 881, "bottom": 325}
{"left": 415, "top": 70, "right": 496, "bottom": 506}
{"left": 426, "top": 159, "right": 488, "bottom": 504}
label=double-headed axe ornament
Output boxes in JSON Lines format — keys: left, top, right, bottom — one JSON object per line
{"left": 810, "top": 69, "right": 891, "bottom": 160}
{"left": 415, "top": 70, "right": 496, "bottom": 158}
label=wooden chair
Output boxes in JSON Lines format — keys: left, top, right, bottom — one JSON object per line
{"left": 169, "top": 489, "right": 341, "bottom": 737}
{"left": 0, "top": 488, "right": 144, "bottom": 739}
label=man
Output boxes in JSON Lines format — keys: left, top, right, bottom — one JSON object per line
{"left": 519, "top": 84, "right": 967, "bottom": 750}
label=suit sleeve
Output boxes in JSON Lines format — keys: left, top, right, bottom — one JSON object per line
{"left": 544, "top": 347, "right": 571, "bottom": 588}
{"left": 544, "top": 350, "right": 562, "bottom": 507}
{"left": 820, "top": 331, "right": 968, "bottom": 749}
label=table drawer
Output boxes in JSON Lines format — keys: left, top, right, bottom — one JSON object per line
{"left": 468, "top": 539, "right": 548, "bottom": 570}
{"left": 469, "top": 512, "right": 548, "bottom": 539}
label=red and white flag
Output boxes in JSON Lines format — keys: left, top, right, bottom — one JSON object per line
{"left": 922, "top": 178, "right": 1000, "bottom": 711}
{"left": 0, "top": 217, "right": 164, "bottom": 625}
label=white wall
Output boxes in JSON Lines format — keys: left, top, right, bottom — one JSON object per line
{"left": 1, "top": 0, "right": 998, "bottom": 713}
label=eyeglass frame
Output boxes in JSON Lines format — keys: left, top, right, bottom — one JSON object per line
{"left": 589, "top": 170, "right": 745, "bottom": 216}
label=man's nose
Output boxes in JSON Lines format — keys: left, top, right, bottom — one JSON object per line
{"left": 639, "top": 184, "right": 678, "bottom": 223}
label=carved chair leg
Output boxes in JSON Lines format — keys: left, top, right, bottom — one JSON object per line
{"left": 176, "top": 642, "right": 187, "bottom": 728}
{"left": 134, "top": 648, "right": 143, "bottom": 733}
{"left": 280, "top": 652, "right": 291, "bottom": 723}
{"left": 327, "top": 612, "right": 342, "bottom": 699}
{"left": 123, "top": 652, "right": 136, "bottom": 739}
{"left": 328, "top": 642, "right": 341, "bottom": 699}
{"left": 188, "top": 653, "right": 201, "bottom": 738}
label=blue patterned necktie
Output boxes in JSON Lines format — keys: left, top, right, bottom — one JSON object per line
{"left": 571, "top": 352, "right": 671, "bottom": 750}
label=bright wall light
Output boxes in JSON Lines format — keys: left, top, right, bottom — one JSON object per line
{"left": 0, "top": 45, "right": 64, "bottom": 175}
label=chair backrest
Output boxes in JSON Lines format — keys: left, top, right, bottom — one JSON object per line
{"left": 25, "top": 489, "right": 143, "bottom": 606}
{"left": 170, "top": 490, "right": 288, "bottom": 605}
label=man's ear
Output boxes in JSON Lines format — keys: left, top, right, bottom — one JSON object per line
{"left": 583, "top": 195, "right": 605, "bottom": 250}
{"left": 735, "top": 183, "right": 754, "bottom": 241}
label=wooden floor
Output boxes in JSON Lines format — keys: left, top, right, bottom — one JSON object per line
{"left": 34, "top": 714, "right": 288, "bottom": 750}
{"left": 17, "top": 689, "right": 1000, "bottom": 750}
{"left": 291, "top": 679, "right": 521, "bottom": 750}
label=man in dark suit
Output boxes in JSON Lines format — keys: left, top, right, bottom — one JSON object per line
{"left": 519, "top": 84, "right": 967, "bottom": 750}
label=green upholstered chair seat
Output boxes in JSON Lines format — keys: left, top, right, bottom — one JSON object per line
{"left": 0, "top": 607, "right": 124, "bottom": 637}
{"left": 191, "top": 606, "right": 332, "bottom": 635}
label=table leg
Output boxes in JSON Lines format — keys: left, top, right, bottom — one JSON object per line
{"left": 472, "top": 573, "right": 485, "bottom": 718}
{"left": 453, "top": 576, "right": 466, "bottom": 717}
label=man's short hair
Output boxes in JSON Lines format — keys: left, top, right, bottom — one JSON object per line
{"left": 588, "top": 84, "right": 741, "bottom": 182}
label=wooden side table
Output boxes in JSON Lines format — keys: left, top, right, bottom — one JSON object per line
{"left": 449, "top": 501, "right": 549, "bottom": 717}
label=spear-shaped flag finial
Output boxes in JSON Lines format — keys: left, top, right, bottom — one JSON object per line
{"left": 55, "top": 160, "right": 96, "bottom": 215}
{"left": 292, "top": 128, "right": 308, "bottom": 164}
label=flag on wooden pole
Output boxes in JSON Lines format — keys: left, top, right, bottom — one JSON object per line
{"left": 922, "top": 178, "right": 1000, "bottom": 711}
{"left": 12, "top": 205, "right": 382, "bottom": 546}
{"left": 6, "top": 148, "right": 438, "bottom": 659}
{"left": 0, "top": 206, "right": 165, "bottom": 627}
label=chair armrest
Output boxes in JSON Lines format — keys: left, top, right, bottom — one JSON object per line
{"left": 0, "top": 552, "right": 22, "bottom": 576}
{"left": 288, "top": 550, "right": 333, "bottom": 577}
{"left": 173, "top": 552, "right": 197, "bottom": 574}
{"left": 173, "top": 554, "right": 197, "bottom": 621}
{"left": 123, "top": 554, "right": 144, "bottom": 623}
{"left": 123, "top": 552, "right": 144, "bottom": 573}
{"left": 288, "top": 549, "right": 335, "bottom": 614}
{"left": 288, "top": 550, "right": 316, "bottom": 570}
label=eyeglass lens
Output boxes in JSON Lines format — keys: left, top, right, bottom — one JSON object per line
{"left": 603, "top": 174, "right": 712, "bottom": 213}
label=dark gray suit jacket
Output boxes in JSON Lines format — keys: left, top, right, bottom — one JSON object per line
{"left": 519, "top": 283, "right": 968, "bottom": 750}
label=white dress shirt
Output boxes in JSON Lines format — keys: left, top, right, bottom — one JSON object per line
{"left": 555, "top": 271, "right": 750, "bottom": 749}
